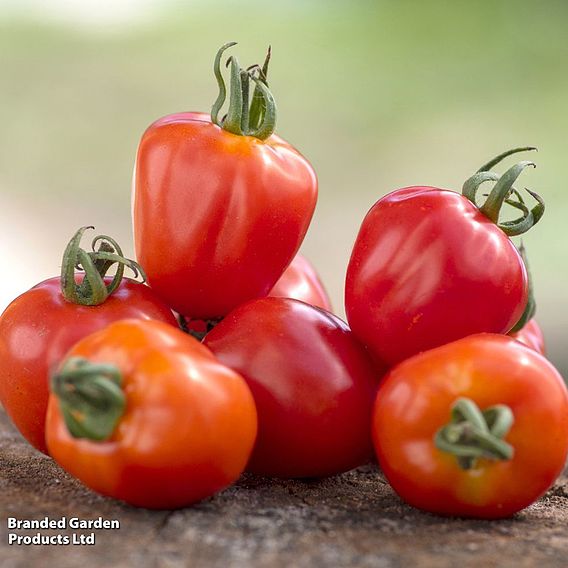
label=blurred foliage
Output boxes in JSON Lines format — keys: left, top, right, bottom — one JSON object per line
{"left": 1, "top": 0, "right": 567, "bottom": 366}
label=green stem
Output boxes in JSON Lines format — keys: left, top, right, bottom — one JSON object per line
{"left": 461, "top": 147, "right": 544, "bottom": 236}
{"left": 210, "top": 42, "right": 277, "bottom": 140}
{"left": 462, "top": 171, "right": 499, "bottom": 206}
{"left": 434, "top": 398, "right": 514, "bottom": 470}
{"left": 239, "top": 69, "right": 251, "bottom": 134}
{"left": 211, "top": 42, "right": 237, "bottom": 126}
{"left": 222, "top": 55, "right": 245, "bottom": 135}
{"left": 60, "top": 226, "right": 145, "bottom": 306}
{"left": 51, "top": 357, "right": 125, "bottom": 441}
{"left": 510, "top": 242, "right": 536, "bottom": 333}
{"left": 247, "top": 75, "right": 277, "bottom": 140}
{"left": 476, "top": 146, "right": 537, "bottom": 173}
{"left": 498, "top": 188, "right": 545, "bottom": 237}
{"left": 248, "top": 46, "right": 271, "bottom": 131}
{"left": 480, "top": 161, "right": 536, "bottom": 223}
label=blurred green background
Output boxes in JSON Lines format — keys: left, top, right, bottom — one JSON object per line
{"left": 1, "top": 0, "right": 567, "bottom": 371}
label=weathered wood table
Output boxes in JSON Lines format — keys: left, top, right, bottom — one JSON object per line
{"left": 1, "top": 410, "right": 567, "bottom": 568}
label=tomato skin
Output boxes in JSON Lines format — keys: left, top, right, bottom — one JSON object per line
{"left": 181, "top": 254, "right": 332, "bottom": 339}
{"left": 133, "top": 112, "right": 318, "bottom": 319}
{"left": 46, "top": 319, "right": 257, "bottom": 509}
{"left": 345, "top": 187, "right": 528, "bottom": 366}
{"left": 0, "top": 277, "right": 177, "bottom": 454}
{"left": 510, "top": 318, "right": 545, "bottom": 355}
{"left": 269, "top": 254, "right": 332, "bottom": 311}
{"left": 372, "top": 334, "right": 568, "bottom": 519}
{"left": 204, "top": 297, "right": 382, "bottom": 478}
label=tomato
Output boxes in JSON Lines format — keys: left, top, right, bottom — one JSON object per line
{"left": 204, "top": 297, "right": 381, "bottom": 478}
{"left": 0, "top": 228, "right": 176, "bottom": 454}
{"left": 269, "top": 254, "right": 332, "bottom": 311}
{"left": 46, "top": 319, "right": 257, "bottom": 509}
{"left": 133, "top": 44, "right": 317, "bottom": 319}
{"left": 372, "top": 334, "right": 568, "bottom": 519}
{"left": 510, "top": 318, "right": 545, "bottom": 355}
{"left": 345, "top": 147, "right": 544, "bottom": 366}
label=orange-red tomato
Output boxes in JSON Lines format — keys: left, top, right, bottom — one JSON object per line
{"left": 509, "top": 318, "right": 545, "bottom": 355}
{"left": 133, "top": 111, "right": 317, "bottom": 320}
{"left": 372, "top": 334, "right": 568, "bottom": 518}
{"left": 46, "top": 319, "right": 257, "bottom": 509}
{"left": 269, "top": 254, "right": 332, "bottom": 311}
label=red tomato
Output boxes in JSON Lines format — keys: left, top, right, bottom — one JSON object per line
{"left": 0, "top": 229, "right": 177, "bottom": 454}
{"left": 269, "top": 254, "right": 332, "bottom": 311}
{"left": 373, "top": 334, "right": 568, "bottom": 519}
{"left": 510, "top": 319, "right": 545, "bottom": 355}
{"left": 204, "top": 297, "right": 382, "bottom": 478}
{"left": 346, "top": 148, "right": 544, "bottom": 366}
{"left": 46, "top": 319, "right": 257, "bottom": 509}
{"left": 133, "top": 44, "right": 317, "bottom": 320}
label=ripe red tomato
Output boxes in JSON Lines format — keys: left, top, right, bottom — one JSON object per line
{"left": 204, "top": 297, "right": 382, "bottom": 478}
{"left": 269, "top": 254, "right": 332, "bottom": 311}
{"left": 346, "top": 148, "right": 544, "bottom": 366}
{"left": 0, "top": 228, "right": 176, "bottom": 454}
{"left": 133, "top": 44, "right": 317, "bottom": 320}
{"left": 509, "top": 318, "right": 545, "bottom": 355}
{"left": 373, "top": 334, "right": 568, "bottom": 519}
{"left": 46, "top": 319, "right": 257, "bottom": 509}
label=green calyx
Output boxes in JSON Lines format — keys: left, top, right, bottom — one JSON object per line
{"left": 61, "top": 226, "right": 146, "bottom": 306}
{"left": 50, "top": 357, "right": 126, "bottom": 441}
{"left": 462, "top": 147, "right": 544, "bottom": 236}
{"left": 211, "top": 42, "right": 276, "bottom": 140}
{"left": 435, "top": 397, "right": 514, "bottom": 470}
{"left": 510, "top": 241, "right": 536, "bottom": 333}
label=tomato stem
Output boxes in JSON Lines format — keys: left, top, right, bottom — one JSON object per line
{"left": 434, "top": 398, "right": 514, "bottom": 470}
{"left": 480, "top": 161, "right": 536, "bottom": 223}
{"left": 210, "top": 43, "right": 277, "bottom": 140}
{"left": 248, "top": 46, "right": 271, "bottom": 131}
{"left": 60, "top": 226, "right": 146, "bottom": 306}
{"left": 211, "top": 42, "right": 236, "bottom": 126}
{"left": 509, "top": 242, "right": 536, "bottom": 333}
{"left": 222, "top": 55, "right": 245, "bottom": 135}
{"left": 461, "top": 147, "right": 544, "bottom": 236}
{"left": 476, "top": 146, "right": 537, "bottom": 173}
{"left": 50, "top": 357, "right": 126, "bottom": 441}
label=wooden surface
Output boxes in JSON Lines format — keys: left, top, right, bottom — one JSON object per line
{"left": 1, "top": 409, "right": 567, "bottom": 568}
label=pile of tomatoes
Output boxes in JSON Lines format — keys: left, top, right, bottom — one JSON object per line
{"left": 1, "top": 43, "right": 567, "bottom": 519}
